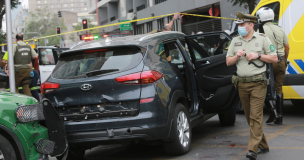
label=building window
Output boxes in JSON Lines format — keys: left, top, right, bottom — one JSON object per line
{"left": 155, "top": 0, "right": 166, "bottom": 5}
{"left": 64, "top": 4, "right": 67, "bottom": 7}
{"left": 84, "top": 8, "right": 87, "bottom": 11}
{"left": 146, "top": 21, "right": 152, "bottom": 33}
{"left": 58, "top": 0, "right": 60, "bottom": 2}
{"left": 58, "top": 4, "right": 61, "bottom": 7}
{"left": 44, "top": 0, "right": 47, "bottom": 3}
{"left": 157, "top": 18, "right": 164, "bottom": 30}
{"left": 136, "top": 4, "right": 145, "bottom": 12}
{"left": 110, "top": 16, "right": 116, "bottom": 21}
{"left": 38, "top": 6, "right": 41, "bottom": 8}
{"left": 51, "top": 5, "right": 54, "bottom": 8}
{"left": 71, "top": 8, "right": 74, "bottom": 11}
{"left": 135, "top": 24, "right": 145, "bottom": 35}
{"left": 78, "top": 8, "right": 80, "bottom": 11}
{"left": 71, "top": 3, "right": 73, "bottom": 6}
{"left": 37, "top": 1, "right": 40, "bottom": 4}
{"left": 71, "top": 0, "right": 73, "bottom": 1}
{"left": 84, "top": 3, "right": 86, "bottom": 5}
{"left": 78, "top": 3, "right": 81, "bottom": 6}
{"left": 64, "top": 9, "right": 67, "bottom": 11}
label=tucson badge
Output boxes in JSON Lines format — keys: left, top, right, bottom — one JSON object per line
{"left": 81, "top": 84, "right": 92, "bottom": 91}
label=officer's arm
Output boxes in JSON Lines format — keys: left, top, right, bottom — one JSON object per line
{"left": 1, "top": 60, "right": 7, "bottom": 68}
{"left": 30, "top": 62, "right": 33, "bottom": 71}
{"left": 31, "top": 47, "right": 38, "bottom": 59}
{"left": 284, "top": 43, "right": 290, "bottom": 60}
{"left": 226, "top": 55, "right": 239, "bottom": 66}
{"left": 259, "top": 54, "right": 278, "bottom": 63}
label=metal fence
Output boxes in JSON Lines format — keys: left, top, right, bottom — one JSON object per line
{"left": 182, "top": 19, "right": 222, "bottom": 35}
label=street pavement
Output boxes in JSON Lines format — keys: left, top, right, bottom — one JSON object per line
{"left": 50, "top": 100, "right": 304, "bottom": 160}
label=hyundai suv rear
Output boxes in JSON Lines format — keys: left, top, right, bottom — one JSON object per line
{"left": 43, "top": 31, "right": 240, "bottom": 159}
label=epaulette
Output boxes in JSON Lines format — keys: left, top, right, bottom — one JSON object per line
{"left": 259, "top": 33, "right": 267, "bottom": 37}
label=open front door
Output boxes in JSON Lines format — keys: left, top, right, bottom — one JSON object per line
{"left": 185, "top": 32, "right": 239, "bottom": 114}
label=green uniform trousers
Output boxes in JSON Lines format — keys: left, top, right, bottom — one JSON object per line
{"left": 15, "top": 68, "right": 31, "bottom": 96}
{"left": 273, "top": 59, "right": 286, "bottom": 95}
{"left": 238, "top": 81, "right": 269, "bottom": 154}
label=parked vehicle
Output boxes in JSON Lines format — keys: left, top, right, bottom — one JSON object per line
{"left": 42, "top": 31, "right": 240, "bottom": 159}
{"left": 0, "top": 92, "right": 68, "bottom": 160}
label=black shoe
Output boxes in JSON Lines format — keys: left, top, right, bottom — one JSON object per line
{"left": 246, "top": 151, "right": 257, "bottom": 160}
{"left": 258, "top": 147, "right": 269, "bottom": 154}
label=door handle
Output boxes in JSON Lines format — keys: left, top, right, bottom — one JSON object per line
{"left": 201, "top": 60, "right": 210, "bottom": 65}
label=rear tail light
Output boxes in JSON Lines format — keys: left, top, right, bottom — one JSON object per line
{"left": 115, "top": 70, "right": 163, "bottom": 84}
{"left": 40, "top": 82, "right": 60, "bottom": 94}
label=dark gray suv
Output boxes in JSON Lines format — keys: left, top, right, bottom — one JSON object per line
{"left": 42, "top": 31, "right": 240, "bottom": 159}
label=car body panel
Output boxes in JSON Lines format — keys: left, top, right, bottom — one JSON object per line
{"left": 0, "top": 92, "right": 48, "bottom": 160}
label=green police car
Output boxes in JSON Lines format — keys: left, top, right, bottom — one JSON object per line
{"left": 0, "top": 91, "right": 68, "bottom": 160}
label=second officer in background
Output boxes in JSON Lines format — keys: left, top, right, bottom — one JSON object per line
{"left": 226, "top": 12, "right": 278, "bottom": 160}
{"left": 256, "top": 7, "right": 290, "bottom": 125}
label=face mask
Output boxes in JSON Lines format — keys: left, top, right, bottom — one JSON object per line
{"left": 41, "top": 51, "right": 46, "bottom": 56}
{"left": 238, "top": 27, "right": 248, "bottom": 36}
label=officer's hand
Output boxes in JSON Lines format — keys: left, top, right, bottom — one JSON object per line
{"left": 236, "top": 49, "right": 246, "bottom": 58}
{"left": 246, "top": 53, "right": 259, "bottom": 61}
{"left": 30, "top": 71, "right": 34, "bottom": 77}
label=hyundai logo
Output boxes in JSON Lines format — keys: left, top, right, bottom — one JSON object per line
{"left": 80, "top": 84, "right": 92, "bottom": 91}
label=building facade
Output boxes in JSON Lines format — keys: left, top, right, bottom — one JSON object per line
{"left": 28, "top": 0, "right": 90, "bottom": 14}
{"left": 88, "top": 0, "right": 260, "bottom": 35}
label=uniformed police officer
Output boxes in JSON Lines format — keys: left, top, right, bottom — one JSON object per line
{"left": 256, "top": 7, "right": 290, "bottom": 125}
{"left": 0, "top": 34, "right": 38, "bottom": 96}
{"left": 226, "top": 12, "right": 278, "bottom": 160}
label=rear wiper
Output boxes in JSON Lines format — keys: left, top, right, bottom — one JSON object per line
{"left": 86, "top": 69, "right": 119, "bottom": 77}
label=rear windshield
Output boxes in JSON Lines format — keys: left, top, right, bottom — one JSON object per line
{"left": 52, "top": 47, "right": 143, "bottom": 79}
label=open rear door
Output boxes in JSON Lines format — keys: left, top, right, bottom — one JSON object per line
{"left": 184, "top": 32, "right": 239, "bottom": 114}
{"left": 38, "top": 47, "right": 69, "bottom": 83}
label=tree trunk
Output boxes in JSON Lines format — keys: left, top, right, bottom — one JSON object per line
{"left": 247, "top": 0, "right": 256, "bottom": 14}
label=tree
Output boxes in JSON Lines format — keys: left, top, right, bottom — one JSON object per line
{"left": 227, "top": 0, "right": 258, "bottom": 14}
{"left": 0, "top": 0, "right": 20, "bottom": 30}
{"left": 24, "top": 6, "right": 67, "bottom": 46}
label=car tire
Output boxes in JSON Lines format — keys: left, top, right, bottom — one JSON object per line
{"left": 56, "top": 148, "right": 85, "bottom": 160}
{"left": 291, "top": 99, "right": 304, "bottom": 107}
{"left": 0, "top": 134, "right": 17, "bottom": 160}
{"left": 218, "top": 111, "right": 236, "bottom": 126}
{"left": 163, "top": 103, "right": 191, "bottom": 155}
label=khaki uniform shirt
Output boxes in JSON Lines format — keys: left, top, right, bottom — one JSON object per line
{"left": 259, "top": 22, "right": 289, "bottom": 57}
{"left": 227, "top": 32, "right": 277, "bottom": 77}
{"left": 12, "top": 41, "right": 37, "bottom": 68}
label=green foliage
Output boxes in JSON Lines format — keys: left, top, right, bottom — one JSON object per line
{"left": 24, "top": 6, "right": 67, "bottom": 46}
{"left": 227, "top": 0, "right": 258, "bottom": 13}
{"left": 74, "top": 18, "right": 98, "bottom": 33}
{"left": 0, "top": 0, "right": 21, "bottom": 44}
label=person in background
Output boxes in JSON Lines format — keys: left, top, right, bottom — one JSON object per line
{"left": 163, "top": 13, "right": 180, "bottom": 31}
{"left": 1, "top": 34, "right": 38, "bottom": 95}
{"left": 40, "top": 49, "right": 55, "bottom": 64}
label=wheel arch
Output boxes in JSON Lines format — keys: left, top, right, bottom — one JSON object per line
{"left": 0, "top": 124, "right": 26, "bottom": 160}
{"left": 165, "top": 90, "right": 188, "bottom": 140}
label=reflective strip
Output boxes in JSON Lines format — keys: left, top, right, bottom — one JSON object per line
{"left": 290, "top": 86, "right": 304, "bottom": 99}
{"left": 5, "top": 89, "right": 10, "bottom": 91}
{"left": 18, "top": 87, "right": 23, "bottom": 90}
{"left": 30, "top": 86, "right": 39, "bottom": 90}
{"left": 294, "top": 59, "right": 304, "bottom": 72}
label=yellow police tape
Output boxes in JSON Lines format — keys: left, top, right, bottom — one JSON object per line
{"left": 0, "top": 13, "right": 237, "bottom": 47}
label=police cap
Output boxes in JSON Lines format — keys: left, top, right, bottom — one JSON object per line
{"left": 235, "top": 11, "right": 257, "bottom": 24}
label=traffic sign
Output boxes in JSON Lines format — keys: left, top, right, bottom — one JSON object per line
{"left": 120, "top": 20, "right": 131, "bottom": 31}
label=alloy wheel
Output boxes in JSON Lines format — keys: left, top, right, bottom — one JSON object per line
{"left": 0, "top": 150, "right": 5, "bottom": 160}
{"left": 177, "top": 111, "right": 190, "bottom": 147}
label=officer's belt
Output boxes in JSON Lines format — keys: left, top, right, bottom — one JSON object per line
{"left": 238, "top": 72, "right": 267, "bottom": 83}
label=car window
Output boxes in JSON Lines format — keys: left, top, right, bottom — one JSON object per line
{"left": 39, "top": 48, "right": 56, "bottom": 65}
{"left": 163, "top": 42, "right": 184, "bottom": 64}
{"left": 52, "top": 47, "right": 142, "bottom": 79}
{"left": 179, "top": 40, "right": 202, "bottom": 60}
{"left": 186, "top": 34, "right": 230, "bottom": 58}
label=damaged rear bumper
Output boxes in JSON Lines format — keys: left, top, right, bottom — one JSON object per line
{"left": 67, "top": 125, "right": 171, "bottom": 145}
